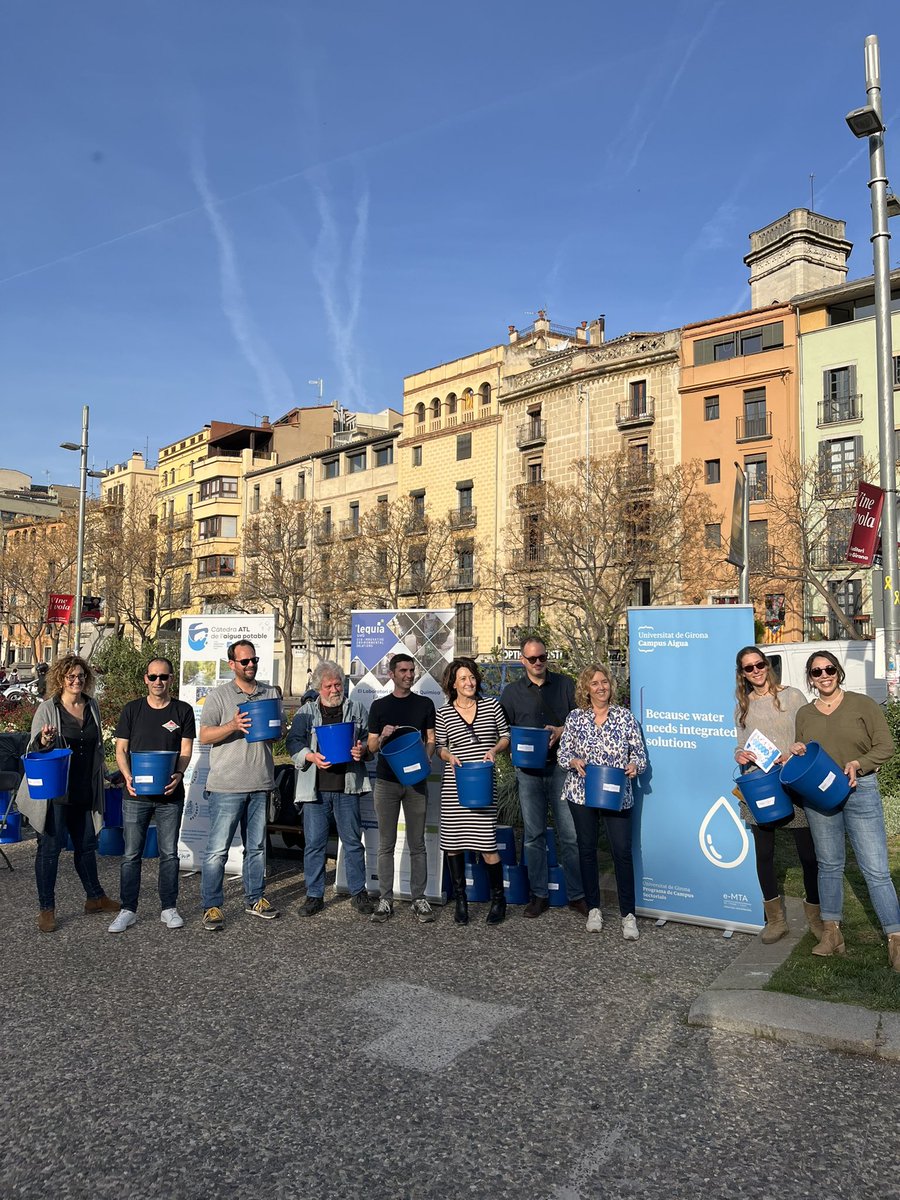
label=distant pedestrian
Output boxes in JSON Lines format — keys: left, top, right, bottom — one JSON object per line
{"left": 367, "top": 654, "right": 436, "bottom": 924}
{"left": 198, "top": 640, "right": 281, "bottom": 931}
{"left": 108, "top": 658, "right": 195, "bottom": 933}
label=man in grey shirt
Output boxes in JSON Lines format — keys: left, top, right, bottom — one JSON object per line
{"left": 199, "top": 639, "right": 281, "bottom": 931}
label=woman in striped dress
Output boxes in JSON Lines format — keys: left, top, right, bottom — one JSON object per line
{"left": 435, "top": 657, "right": 510, "bottom": 926}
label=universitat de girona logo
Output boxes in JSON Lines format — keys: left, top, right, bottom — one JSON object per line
{"left": 698, "top": 796, "right": 750, "bottom": 870}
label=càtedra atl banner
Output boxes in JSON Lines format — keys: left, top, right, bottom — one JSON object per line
{"left": 628, "top": 604, "right": 763, "bottom": 932}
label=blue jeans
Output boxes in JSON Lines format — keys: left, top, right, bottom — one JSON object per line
{"left": 201, "top": 791, "right": 268, "bottom": 909}
{"left": 120, "top": 797, "right": 184, "bottom": 912}
{"left": 804, "top": 774, "right": 900, "bottom": 934}
{"left": 516, "top": 765, "right": 583, "bottom": 900}
{"left": 569, "top": 801, "right": 635, "bottom": 916}
{"left": 34, "top": 804, "right": 103, "bottom": 910}
{"left": 303, "top": 791, "right": 366, "bottom": 898}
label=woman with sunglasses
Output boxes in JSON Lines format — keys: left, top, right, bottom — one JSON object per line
{"left": 15, "top": 654, "right": 120, "bottom": 933}
{"left": 435, "top": 657, "right": 510, "bottom": 926}
{"left": 790, "top": 651, "right": 900, "bottom": 969}
{"left": 733, "top": 646, "right": 820, "bottom": 944}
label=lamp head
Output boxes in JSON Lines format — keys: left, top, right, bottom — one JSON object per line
{"left": 845, "top": 105, "right": 884, "bottom": 138}
{"left": 60, "top": 442, "right": 80, "bottom": 451}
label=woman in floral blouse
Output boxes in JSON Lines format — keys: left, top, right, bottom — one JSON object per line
{"left": 557, "top": 663, "right": 647, "bottom": 941}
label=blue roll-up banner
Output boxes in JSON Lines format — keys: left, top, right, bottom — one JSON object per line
{"left": 628, "top": 604, "right": 763, "bottom": 932}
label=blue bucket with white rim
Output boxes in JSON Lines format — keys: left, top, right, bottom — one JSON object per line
{"left": 131, "top": 751, "right": 177, "bottom": 796}
{"left": 381, "top": 727, "right": 431, "bottom": 785}
{"left": 23, "top": 748, "right": 72, "bottom": 801}
{"left": 584, "top": 764, "right": 627, "bottom": 811}
{"left": 509, "top": 726, "right": 551, "bottom": 769}
{"left": 780, "top": 742, "right": 851, "bottom": 814}
{"left": 238, "top": 697, "right": 283, "bottom": 744}
{"left": 733, "top": 766, "right": 795, "bottom": 824}
{"left": 455, "top": 761, "right": 493, "bottom": 808}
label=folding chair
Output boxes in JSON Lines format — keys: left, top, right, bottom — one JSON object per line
{"left": 0, "top": 776, "right": 19, "bottom": 871}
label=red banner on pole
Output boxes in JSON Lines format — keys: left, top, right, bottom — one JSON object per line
{"left": 46, "top": 594, "right": 74, "bottom": 624}
{"left": 846, "top": 482, "right": 884, "bottom": 566}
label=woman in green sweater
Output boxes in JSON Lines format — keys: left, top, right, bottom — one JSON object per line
{"left": 790, "top": 650, "right": 900, "bottom": 970}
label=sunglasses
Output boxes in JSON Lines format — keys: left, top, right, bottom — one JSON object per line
{"left": 810, "top": 665, "right": 838, "bottom": 678}
{"left": 741, "top": 661, "right": 767, "bottom": 673}
{"left": 523, "top": 654, "right": 548, "bottom": 664}
{"left": 146, "top": 673, "right": 170, "bottom": 682}
{"left": 235, "top": 657, "right": 259, "bottom": 666}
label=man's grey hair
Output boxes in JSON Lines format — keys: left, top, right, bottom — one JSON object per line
{"left": 310, "top": 660, "right": 345, "bottom": 693}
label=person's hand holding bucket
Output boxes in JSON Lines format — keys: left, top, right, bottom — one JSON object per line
{"left": 230, "top": 709, "right": 252, "bottom": 737}
{"left": 624, "top": 762, "right": 639, "bottom": 779}
{"left": 306, "top": 750, "right": 332, "bottom": 770}
{"left": 38, "top": 724, "right": 56, "bottom": 749}
{"left": 568, "top": 757, "right": 587, "bottom": 778}
{"left": 350, "top": 740, "right": 367, "bottom": 762}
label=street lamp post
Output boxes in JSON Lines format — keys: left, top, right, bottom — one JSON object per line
{"left": 61, "top": 405, "right": 90, "bottom": 656}
{"left": 846, "top": 34, "right": 898, "bottom": 698}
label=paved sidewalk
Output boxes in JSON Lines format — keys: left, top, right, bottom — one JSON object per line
{"left": 688, "top": 897, "right": 900, "bottom": 1061}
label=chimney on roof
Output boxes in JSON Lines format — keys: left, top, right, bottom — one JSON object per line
{"left": 588, "top": 315, "right": 605, "bottom": 345}
{"left": 260, "top": 415, "right": 270, "bottom": 428}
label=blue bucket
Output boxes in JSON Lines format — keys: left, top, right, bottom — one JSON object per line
{"left": 548, "top": 864, "right": 568, "bottom": 907}
{"left": 780, "top": 742, "right": 851, "bottom": 813}
{"left": 733, "top": 767, "right": 795, "bottom": 824}
{"left": 496, "top": 825, "right": 517, "bottom": 866}
{"left": 585, "top": 764, "right": 627, "bottom": 811}
{"left": 238, "top": 697, "right": 283, "bottom": 743}
{"left": 99, "top": 827, "right": 124, "bottom": 856}
{"left": 510, "top": 726, "right": 551, "bottom": 770}
{"left": 104, "top": 788, "right": 123, "bottom": 829}
{"left": 131, "top": 751, "right": 177, "bottom": 796}
{"left": 143, "top": 825, "right": 159, "bottom": 859}
{"left": 455, "top": 761, "right": 493, "bottom": 808}
{"left": 545, "top": 826, "right": 558, "bottom": 867}
{"left": 315, "top": 720, "right": 355, "bottom": 764}
{"left": 0, "top": 810, "right": 21, "bottom": 843}
{"left": 503, "top": 863, "right": 530, "bottom": 904}
{"left": 465, "top": 854, "right": 490, "bottom": 901}
{"left": 382, "top": 728, "right": 430, "bottom": 785}
{"left": 23, "top": 748, "right": 72, "bottom": 801}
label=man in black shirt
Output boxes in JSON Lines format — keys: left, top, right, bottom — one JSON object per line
{"left": 500, "top": 636, "right": 585, "bottom": 918}
{"left": 367, "top": 654, "right": 436, "bottom": 923}
{"left": 109, "top": 657, "right": 195, "bottom": 933}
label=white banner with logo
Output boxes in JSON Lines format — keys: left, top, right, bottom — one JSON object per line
{"left": 178, "top": 613, "right": 277, "bottom": 873}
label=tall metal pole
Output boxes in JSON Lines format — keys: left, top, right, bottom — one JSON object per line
{"left": 864, "top": 36, "right": 898, "bottom": 698}
{"left": 73, "top": 405, "right": 89, "bottom": 656}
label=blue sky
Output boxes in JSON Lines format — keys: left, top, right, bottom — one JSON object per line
{"left": 2, "top": 0, "right": 900, "bottom": 485}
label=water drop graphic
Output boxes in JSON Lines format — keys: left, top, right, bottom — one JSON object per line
{"left": 698, "top": 796, "right": 750, "bottom": 869}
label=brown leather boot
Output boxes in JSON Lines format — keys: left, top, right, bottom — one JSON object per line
{"left": 888, "top": 933, "right": 900, "bottom": 973}
{"left": 803, "top": 901, "right": 825, "bottom": 942}
{"left": 37, "top": 909, "right": 56, "bottom": 933}
{"left": 84, "top": 895, "right": 120, "bottom": 914}
{"left": 760, "top": 897, "right": 788, "bottom": 944}
{"left": 811, "top": 920, "right": 845, "bottom": 956}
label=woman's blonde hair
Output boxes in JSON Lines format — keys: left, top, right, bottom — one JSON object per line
{"left": 575, "top": 663, "right": 616, "bottom": 709}
{"left": 45, "top": 654, "right": 95, "bottom": 700}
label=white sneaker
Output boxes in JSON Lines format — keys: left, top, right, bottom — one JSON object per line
{"left": 586, "top": 908, "right": 603, "bottom": 933}
{"left": 622, "top": 913, "right": 639, "bottom": 941}
{"left": 160, "top": 908, "right": 184, "bottom": 929}
{"left": 108, "top": 909, "right": 137, "bottom": 934}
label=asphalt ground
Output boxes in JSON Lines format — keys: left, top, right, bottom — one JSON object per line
{"left": 2, "top": 838, "right": 899, "bottom": 1200}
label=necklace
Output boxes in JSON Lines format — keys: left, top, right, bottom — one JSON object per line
{"left": 816, "top": 689, "right": 843, "bottom": 710}
{"left": 456, "top": 699, "right": 476, "bottom": 711}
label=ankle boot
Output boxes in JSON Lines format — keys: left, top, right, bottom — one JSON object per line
{"left": 485, "top": 860, "right": 507, "bottom": 926}
{"left": 888, "top": 933, "right": 900, "bottom": 973}
{"left": 446, "top": 854, "right": 468, "bottom": 926}
{"left": 811, "top": 920, "right": 845, "bottom": 957}
{"left": 760, "top": 896, "right": 788, "bottom": 944}
{"left": 803, "top": 901, "right": 825, "bottom": 942}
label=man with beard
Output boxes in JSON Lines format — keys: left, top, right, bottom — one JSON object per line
{"left": 286, "top": 661, "right": 374, "bottom": 917}
{"left": 198, "top": 639, "right": 281, "bottom": 931}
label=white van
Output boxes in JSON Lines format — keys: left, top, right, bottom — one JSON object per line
{"left": 767, "top": 631, "right": 887, "bottom": 703}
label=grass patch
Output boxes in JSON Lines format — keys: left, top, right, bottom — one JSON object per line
{"left": 765, "top": 831, "right": 900, "bottom": 1012}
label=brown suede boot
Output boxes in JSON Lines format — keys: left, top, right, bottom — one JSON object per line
{"left": 811, "top": 920, "right": 845, "bottom": 957}
{"left": 37, "top": 909, "right": 56, "bottom": 933}
{"left": 889, "top": 933, "right": 900, "bottom": 973}
{"left": 760, "top": 897, "right": 788, "bottom": 944}
{"left": 803, "top": 901, "right": 825, "bottom": 942}
{"left": 84, "top": 895, "right": 120, "bottom": 914}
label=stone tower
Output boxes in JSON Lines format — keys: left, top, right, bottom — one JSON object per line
{"left": 744, "top": 209, "right": 852, "bottom": 307}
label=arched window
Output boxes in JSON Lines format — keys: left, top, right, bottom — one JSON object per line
{"left": 480, "top": 382, "right": 491, "bottom": 407}
{"left": 461, "top": 389, "right": 474, "bottom": 422}
{"left": 414, "top": 402, "right": 426, "bottom": 427}
{"left": 430, "top": 397, "right": 441, "bottom": 425}
{"left": 446, "top": 393, "right": 457, "bottom": 415}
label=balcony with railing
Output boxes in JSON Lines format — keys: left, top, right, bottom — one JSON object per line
{"left": 456, "top": 635, "right": 478, "bottom": 656}
{"left": 616, "top": 396, "right": 656, "bottom": 429}
{"left": 449, "top": 507, "right": 477, "bottom": 529}
{"left": 340, "top": 518, "right": 360, "bottom": 539}
{"left": 406, "top": 512, "right": 427, "bottom": 535}
{"left": 736, "top": 412, "right": 772, "bottom": 442}
{"left": 399, "top": 571, "right": 427, "bottom": 596}
{"left": 816, "top": 468, "right": 859, "bottom": 497}
{"left": 315, "top": 521, "right": 334, "bottom": 543}
{"left": 747, "top": 545, "right": 775, "bottom": 574}
{"left": 309, "top": 619, "right": 351, "bottom": 642}
{"left": 809, "top": 542, "right": 850, "bottom": 568}
{"left": 515, "top": 481, "right": 546, "bottom": 507}
{"left": 818, "top": 394, "right": 862, "bottom": 426}
{"left": 747, "top": 476, "right": 773, "bottom": 503}
{"left": 625, "top": 463, "right": 655, "bottom": 490}
{"left": 448, "top": 570, "right": 478, "bottom": 591}
{"left": 804, "top": 614, "right": 871, "bottom": 640}
{"left": 510, "top": 546, "right": 548, "bottom": 571}
{"left": 517, "top": 419, "right": 547, "bottom": 449}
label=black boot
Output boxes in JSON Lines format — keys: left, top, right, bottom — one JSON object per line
{"left": 447, "top": 854, "right": 469, "bottom": 925}
{"left": 485, "top": 860, "right": 507, "bottom": 926}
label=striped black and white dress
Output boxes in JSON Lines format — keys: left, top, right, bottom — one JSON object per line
{"left": 435, "top": 697, "right": 509, "bottom": 852}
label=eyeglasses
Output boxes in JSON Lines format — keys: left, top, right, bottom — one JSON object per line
{"left": 235, "top": 657, "right": 259, "bottom": 666}
{"left": 146, "top": 673, "right": 170, "bottom": 682}
{"left": 741, "top": 661, "right": 767, "bottom": 673}
{"left": 65, "top": 674, "right": 86, "bottom": 682}
{"left": 810, "top": 665, "right": 838, "bottom": 678}
{"left": 523, "top": 654, "right": 548, "bottom": 664}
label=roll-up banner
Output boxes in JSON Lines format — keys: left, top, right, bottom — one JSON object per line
{"left": 178, "top": 613, "right": 278, "bottom": 873}
{"left": 628, "top": 604, "right": 763, "bottom": 932}
{"left": 338, "top": 608, "right": 455, "bottom": 900}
